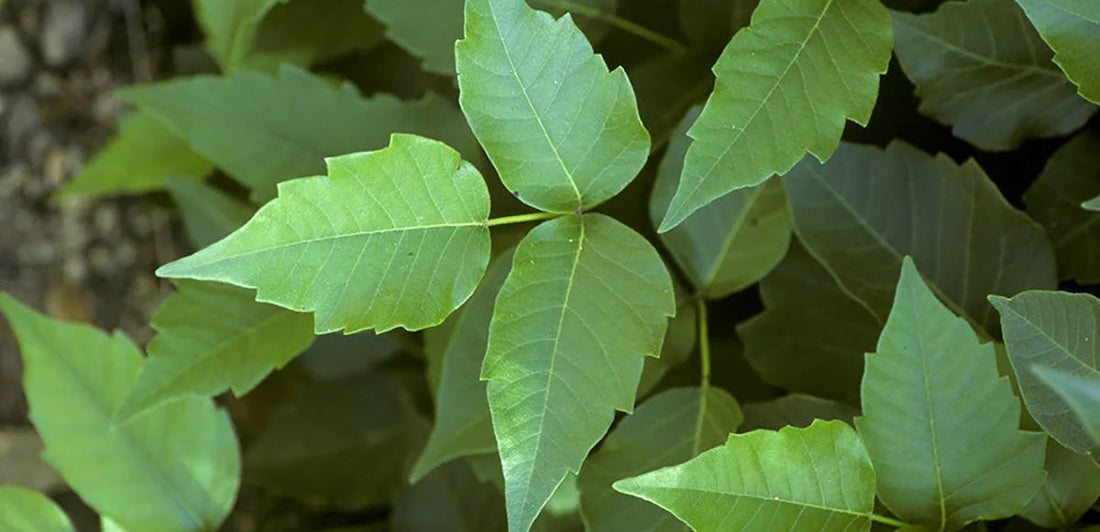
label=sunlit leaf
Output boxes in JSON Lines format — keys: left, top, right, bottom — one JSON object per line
{"left": 614, "top": 420, "right": 877, "bottom": 532}
{"left": 785, "top": 140, "right": 1057, "bottom": 335}
{"left": 54, "top": 111, "right": 212, "bottom": 199}
{"left": 1020, "top": 439, "right": 1100, "bottom": 529}
{"left": 1024, "top": 129, "right": 1100, "bottom": 284}
{"left": 456, "top": 0, "right": 650, "bottom": 213}
{"left": 1015, "top": 0, "right": 1100, "bottom": 103}
{"left": 990, "top": 291, "right": 1100, "bottom": 456}
{"left": 740, "top": 393, "right": 860, "bottom": 432}
{"left": 483, "top": 213, "right": 675, "bottom": 532}
{"left": 738, "top": 242, "right": 881, "bottom": 405}
{"left": 121, "top": 65, "right": 478, "bottom": 202}
{"left": 855, "top": 259, "right": 1046, "bottom": 529}
{"left": 578, "top": 387, "right": 742, "bottom": 532}
{"left": 114, "top": 280, "right": 315, "bottom": 423}
{"left": 651, "top": 107, "right": 790, "bottom": 298}
{"left": 0, "top": 294, "right": 240, "bottom": 532}
{"left": 0, "top": 485, "right": 74, "bottom": 532}
{"left": 412, "top": 249, "right": 515, "bottom": 483}
{"left": 657, "top": 0, "right": 892, "bottom": 231}
{"left": 890, "top": 0, "right": 1096, "bottom": 151}
{"left": 165, "top": 177, "right": 255, "bottom": 249}
{"left": 157, "top": 134, "right": 491, "bottom": 335}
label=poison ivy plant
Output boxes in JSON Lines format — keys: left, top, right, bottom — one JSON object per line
{"left": 164, "top": 177, "right": 256, "bottom": 248}
{"left": 0, "top": 486, "right": 73, "bottom": 532}
{"left": 1014, "top": 0, "right": 1100, "bottom": 103}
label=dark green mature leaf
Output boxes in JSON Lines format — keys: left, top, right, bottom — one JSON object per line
{"left": 0, "top": 294, "right": 240, "bottom": 532}
{"left": 246, "top": 372, "right": 427, "bottom": 510}
{"left": 194, "top": 0, "right": 279, "bottom": 70}
{"left": 738, "top": 242, "right": 882, "bottom": 405}
{"left": 636, "top": 284, "right": 696, "bottom": 397}
{"left": 1015, "top": 0, "right": 1100, "bottom": 103}
{"left": 785, "top": 141, "right": 1057, "bottom": 335}
{"left": 483, "top": 213, "right": 675, "bottom": 532}
{"left": 0, "top": 486, "right": 74, "bottom": 532}
{"left": 891, "top": 0, "right": 1097, "bottom": 151}
{"left": 740, "top": 393, "right": 860, "bottom": 432}
{"left": 115, "top": 280, "right": 315, "bottom": 423}
{"left": 245, "top": 0, "right": 385, "bottom": 70}
{"left": 990, "top": 291, "right": 1100, "bottom": 456}
{"left": 1024, "top": 129, "right": 1100, "bottom": 284}
{"left": 578, "top": 387, "right": 742, "bottom": 532}
{"left": 1021, "top": 439, "right": 1100, "bottom": 529}
{"left": 55, "top": 112, "right": 212, "bottom": 199}
{"left": 412, "top": 248, "right": 515, "bottom": 483}
{"left": 157, "top": 134, "right": 491, "bottom": 335}
{"left": 121, "top": 65, "right": 478, "bottom": 202}
{"left": 456, "top": 0, "right": 650, "bottom": 213}
{"left": 614, "top": 420, "right": 877, "bottom": 532}
{"left": 657, "top": 0, "right": 892, "bottom": 231}
{"left": 856, "top": 259, "right": 1046, "bottom": 530}
{"left": 394, "top": 459, "right": 508, "bottom": 532}
{"left": 1035, "top": 366, "right": 1100, "bottom": 451}
{"left": 652, "top": 107, "right": 790, "bottom": 298}
{"left": 165, "top": 177, "right": 255, "bottom": 249}
{"left": 676, "top": 0, "right": 759, "bottom": 50}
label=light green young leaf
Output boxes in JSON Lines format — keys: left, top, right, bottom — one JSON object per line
{"left": 115, "top": 280, "right": 315, "bottom": 423}
{"left": 657, "top": 0, "right": 892, "bottom": 232}
{"left": 989, "top": 291, "right": 1100, "bottom": 456}
{"left": 1024, "top": 129, "right": 1100, "bottom": 284}
{"left": 614, "top": 420, "right": 877, "bottom": 532}
{"left": 651, "top": 107, "right": 791, "bottom": 298}
{"left": 483, "top": 213, "right": 675, "bottom": 532}
{"left": 785, "top": 141, "right": 1057, "bottom": 335}
{"left": 1021, "top": 439, "right": 1100, "bottom": 529}
{"left": 740, "top": 393, "right": 860, "bottom": 432}
{"left": 54, "top": 111, "right": 212, "bottom": 199}
{"left": 121, "top": 65, "right": 478, "bottom": 202}
{"left": 0, "top": 294, "right": 240, "bottom": 532}
{"left": 577, "top": 387, "right": 743, "bottom": 532}
{"left": 1014, "top": 0, "right": 1100, "bottom": 103}
{"left": 165, "top": 177, "right": 255, "bottom": 249}
{"left": 456, "top": 0, "right": 650, "bottom": 213}
{"left": 1084, "top": 195, "right": 1100, "bottom": 211}
{"left": 157, "top": 134, "right": 491, "bottom": 335}
{"left": 0, "top": 485, "right": 74, "bottom": 532}
{"left": 738, "top": 242, "right": 881, "bottom": 405}
{"left": 194, "top": 0, "right": 280, "bottom": 70}
{"left": 855, "top": 258, "right": 1046, "bottom": 530}
{"left": 412, "top": 248, "right": 515, "bottom": 483}
{"left": 246, "top": 372, "right": 428, "bottom": 510}
{"left": 1035, "top": 366, "right": 1100, "bottom": 452}
{"left": 891, "top": 0, "right": 1097, "bottom": 151}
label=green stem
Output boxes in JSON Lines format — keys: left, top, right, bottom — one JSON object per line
{"left": 696, "top": 298, "right": 710, "bottom": 390}
{"left": 531, "top": 0, "right": 688, "bottom": 53}
{"left": 868, "top": 513, "right": 909, "bottom": 528}
{"left": 485, "top": 212, "right": 560, "bottom": 227}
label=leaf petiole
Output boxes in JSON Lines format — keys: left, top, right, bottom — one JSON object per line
{"left": 696, "top": 297, "right": 710, "bottom": 391}
{"left": 485, "top": 212, "right": 561, "bottom": 227}
{"left": 868, "top": 513, "right": 909, "bottom": 528}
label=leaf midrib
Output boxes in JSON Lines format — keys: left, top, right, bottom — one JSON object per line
{"left": 627, "top": 484, "right": 870, "bottom": 520}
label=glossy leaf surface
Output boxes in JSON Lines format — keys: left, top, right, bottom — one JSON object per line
{"left": 483, "top": 213, "right": 675, "bottom": 532}
{"left": 1015, "top": 0, "right": 1100, "bottom": 103}
{"left": 157, "top": 134, "right": 491, "bottom": 335}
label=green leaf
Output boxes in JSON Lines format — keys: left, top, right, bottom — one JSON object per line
{"left": 676, "top": 0, "right": 759, "bottom": 51}
{"left": 1014, "top": 0, "right": 1100, "bottom": 103}
{"left": 989, "top": 291, "right": 1100, "bottom": 456}
{"left": 114, "top": 280, "right": 315, "bottom": 423}
{"left": 194, "top": 0, "right": 279, "bottom": 70}
{"left": 657, "top": 0, "right": 892, "bottom": 232}
{"left": 157, "top": 133, "right": 491, "bottom": 335}
{"left": 740, "top": 393, "right": 860, "bottom": 432}
{"left": 1084, "top": 195, "right": 1100, "bottom": 211}
{"left": 412, "top": 248, "right": 515, "bottom": 483}
{"left": 54, "top": 111, "right": 212, "bottom": 199}
{"left": 1020, "top": 439, "right": 1100, "bottom": 529}
{"left": 245, "top": 372, "right": 428, "bottom": 510}
{"left": 577, "top": 387, "right": 743, "bottom": 532}
{"left": 613, "top": 420, "right": 877, "bottom": 532}
{"left": 738, "top": 242, "right": 882, "bottom": 405}
{"left": 0, "top": 293, "right": 240, "bottom": 532}
{"left": 121, "top": 65, "right": 479, "bottom": 202}
{"left": 855, "top": 258, "right": 1046, "bottom": 530}
{"left": 636, "top": 283, "right": 697, "bottom": 397}
{"left": 245, "top": 0, "right": 385, "bottom": 70}
{"left": 890, "top": 0, "right": 1097, "bottom": 151}
{"left": 785, "top": 141, "right": 1057, "bottom": 335}
{"left": 651, "top": 107, "right": 791, "bottom": 298}
{"left": 1035, "top": 366, "right": 1100, "bottom": 451}
{"left": 365, "top": 0, "right": 463, "bottom": 75}
{"left": 456, "top": 0, "right": 650, "bottom": 213}
{"left": 482, "top": 213, "right": 675, "bottom": 532}
{"left": 394, "top": 459, "right": 508, "bottom": 532}
{"left": 0, "top": 485, "right": 74, "bottom": 532}
{"left": 1024, "top": 129, "right": 1100, "bottom": 284}
{"left": 165, "top": 177, "right": 256, "bottom": 249}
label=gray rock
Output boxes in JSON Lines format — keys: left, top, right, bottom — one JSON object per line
{"left": 4, "top": 95, "right": 39, "bottom": 158}
{"left": 41, "top": 1, "right": 90, "bottom": 67}
{"left": 0, "top": 26, "right": 32, "bottom": 86}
